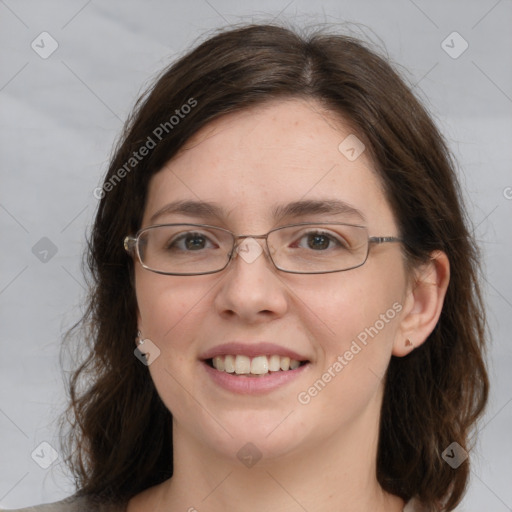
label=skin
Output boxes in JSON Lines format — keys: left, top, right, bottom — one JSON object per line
{"left": 127, "top": 98, "right": 450, "bottom": 512}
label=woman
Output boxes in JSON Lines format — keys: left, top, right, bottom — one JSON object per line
{"left": 4, "top": 22, "right": 489, "bottom": 512}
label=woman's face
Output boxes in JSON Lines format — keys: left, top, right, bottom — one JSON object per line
{"left": 135, "top": 98, "right": 408, "bottom": 464}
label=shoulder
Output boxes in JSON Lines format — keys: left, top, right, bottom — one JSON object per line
{"left": 0, "top": 495, "right": 125, "bottom": 512}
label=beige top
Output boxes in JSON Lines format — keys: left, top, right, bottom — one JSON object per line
{"left": 0, "top": 496, "right": 123, "bottom": 512}
{"left": 1, "top": 495, "right": 426, "bottom": 511}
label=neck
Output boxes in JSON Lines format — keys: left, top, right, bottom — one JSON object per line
{"left": 154, "top": 403, "right": 405, "bottom": 512}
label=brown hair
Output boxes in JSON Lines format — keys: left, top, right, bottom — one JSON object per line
{"left": 60, "top": 22, "right": 489, "bottom": 511}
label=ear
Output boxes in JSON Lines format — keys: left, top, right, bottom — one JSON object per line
{"left": 393, "top": 250, "right": 450, "bottom": 356}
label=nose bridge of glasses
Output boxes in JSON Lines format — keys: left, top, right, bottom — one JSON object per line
{"left": 234, "top": 233, "right": 268, "bottom": 244}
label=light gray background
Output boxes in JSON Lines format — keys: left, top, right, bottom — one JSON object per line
{"left": 1, "top": 1, "right": 511, "bottom": 510}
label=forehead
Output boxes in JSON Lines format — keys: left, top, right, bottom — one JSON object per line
{"left": 144, "top": 98, "right": 395, "bottom": 231}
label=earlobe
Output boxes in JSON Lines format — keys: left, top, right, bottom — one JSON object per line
{"left": 136, "top": 330, "right": 143, "bottom": 347}
{"left": 393, "top": 250, "right": 450, "bottom": 357}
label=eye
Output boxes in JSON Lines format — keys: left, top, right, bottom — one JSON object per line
{"left": 167, "top": 231, "right": 218, "bottom": 251}
{"left": 293, "top": 230, "right": 349, "bottom": 251}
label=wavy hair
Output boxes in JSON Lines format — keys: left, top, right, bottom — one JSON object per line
{"left": 59, "top": 22, "right": 489, "bottom": 511}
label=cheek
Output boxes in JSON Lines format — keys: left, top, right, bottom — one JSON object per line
{"left": 134, "top": 274, "right": 214, "bottom": 391}
{"left": 136, "top": 272, "right": 206, "bottom": 339}
{"left": 293, "top": 277, "right": 403, "bottom": 428}
{"left": 293, "top": 264, "right": 403, "bottom": 346}
{"left": 135, "top": 274, "right": 211, "bottom": 418}
{"left": 292, "top": 262, "right": 405, "bottom": 406}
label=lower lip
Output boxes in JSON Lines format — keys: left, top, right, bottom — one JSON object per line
{"left": 201, "top": 361, "right": 310, "bottom": 395}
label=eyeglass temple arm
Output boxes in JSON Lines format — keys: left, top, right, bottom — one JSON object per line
{"left": 369, "top": 236, "right": 402, "bottom": 245}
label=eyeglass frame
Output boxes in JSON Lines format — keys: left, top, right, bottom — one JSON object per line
{"left": 123, "top": 222, "right": 403, "bottom": 276}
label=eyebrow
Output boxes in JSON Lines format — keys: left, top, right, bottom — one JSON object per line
{"left": 150, "top": 200, "right": 225, "bottom": 224}
{"left": 149, "top": 199, "right": 366, "bottom": 224}
{"left": 272, "top": 199, "right": 366, "bottom": 223}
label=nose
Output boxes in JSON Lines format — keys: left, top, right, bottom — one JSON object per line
{"left": 213, "top": 236, "right": 288, "bottom": 323}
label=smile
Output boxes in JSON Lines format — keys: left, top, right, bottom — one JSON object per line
{"left": 208, "top": 354, "right": 307, "bottom": 376}
{"left": 199, "top": 342, "right": 311, "bottom": 394}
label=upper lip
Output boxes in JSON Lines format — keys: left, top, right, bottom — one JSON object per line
{"left": 199, "top": 342, "right": 310, "bottom": 362}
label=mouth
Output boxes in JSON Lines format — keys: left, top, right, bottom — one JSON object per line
{"left": 204, "top": 354, "right": 309, "bottom": 377}
{"left": 199, "top": 342, "right": 311, "bottom": 394}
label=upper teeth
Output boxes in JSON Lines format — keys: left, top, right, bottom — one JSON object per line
{"left": 212, "top": 354, "right": 302, "bottom": 375}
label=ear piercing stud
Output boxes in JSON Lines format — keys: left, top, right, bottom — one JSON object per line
{"left": 405, "top": 338, "right": 414, "bottom": 348}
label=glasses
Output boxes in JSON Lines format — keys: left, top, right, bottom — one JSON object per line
{"left": 123, "top": 222, "right": 402, "bottom": 276}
